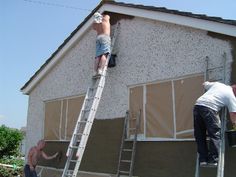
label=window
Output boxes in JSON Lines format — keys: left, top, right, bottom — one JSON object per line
{"left": 44, "top": 95, "right": 85, "bottom": 141}
{"left": 128, "top": 74, "right": 204, "bottom": 141}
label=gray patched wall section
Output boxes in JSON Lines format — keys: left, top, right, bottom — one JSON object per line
{"left": 25, "top": 17, "right": 233, "bottom": 154}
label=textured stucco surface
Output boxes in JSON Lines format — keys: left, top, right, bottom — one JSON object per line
{"left": 25, "top": 17, "right": 233, "bottom": 156}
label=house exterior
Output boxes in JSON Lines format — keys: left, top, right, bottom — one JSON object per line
{"left": 21, "top": 1, "right": 236, "bottom": 177}
{"left": 20, "top": 126, "right": 26, "bottom": 156}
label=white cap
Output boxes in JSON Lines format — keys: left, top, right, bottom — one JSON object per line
{"left": 93, "top": 12, "right": 103, "bottom": 23}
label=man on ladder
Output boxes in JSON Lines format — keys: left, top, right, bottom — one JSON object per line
{"left": 62, "top": 11, "right": 119, "bottom": 177}
{"left": 193, "top": 81, "right": 236, "bottom": 167}
{"left": 93, "top": 11, "right": 111, "bottom": 77}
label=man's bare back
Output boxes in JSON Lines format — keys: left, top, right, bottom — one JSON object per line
{"left": 92, "top": 12, "right": 111, "bottom": 77}
{"left": 93, "top": 15, "right": 110, "bottom": 36}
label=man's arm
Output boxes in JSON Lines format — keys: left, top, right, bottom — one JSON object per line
{"left": 229, "top": 112, "right": 236, "bottom": 129}
{"left": 41, "top": 151, "right": 58, "bottom": 160}
{"left": 203, "top": 81, "right": 215, "bottom": 90}
{"left": 102, "top": 14, "right": 110, "bottom": 22}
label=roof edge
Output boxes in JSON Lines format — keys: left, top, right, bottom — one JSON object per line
{"left": 21, "top": 1, "right": 236, "bottom": 95}
{"left": 20, "top": 1, "right": 105, "bottom": 94}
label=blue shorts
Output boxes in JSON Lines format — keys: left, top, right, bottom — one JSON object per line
{"left": 95, "top": 34, "right": 111, "bottom": 58}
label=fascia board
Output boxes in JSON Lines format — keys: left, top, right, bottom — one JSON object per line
{"left": 104, "top": 4, "right": 236, "bottom": 37}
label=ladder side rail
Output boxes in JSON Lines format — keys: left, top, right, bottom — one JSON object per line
{"left": 62, "top": 151, "right": 74, "bottom": 177}
{"left": 195, "top": 56, "right": 209, "bottom": 177}
{"left": 76, "top": 75, "right": 107, "bottom": 154}
{"left": 66, "top": 90, "right": 91, "bottom": 157}
{"left": 222, "top": 52, "right": 227, "bottom": 84}
{"left": 204, "top": 56, "right": 209, "bottom": 82}
{"left": 63, "top": 51, "right": 105, "bottom": 177}
{"left": 194, "top": 153, "right": 200, "bottom": 177}
{"left": 63, "top": 119, "right": 91, "bottom": 176}
{"left": 117, "top": 111, "right": 129, "bottom": 177}
{"left": 217, "top": 108, "right": 226, "bottom": 177}
{"left": 63, "top": 95, "right": 92, "bottom": 176}
{"left": 66, "top": 22, "right": 120, "bottom": 177}
{"left": 195, "top": 54, "right": 227, "bottom": 177}
{"left": 75, "top": 22, "right": 120, "bottom": 158}
{"left": 129, "top": 109, "right": 141, "bottom": 177}
{"left": 72, "top": 36, "right": 119, "bottom": 177}
{"left": 72, "top": 62, "right": 109, "bottom": 177}
{"left": 72, "top": 79, "right": 106, "bottom": 176}
{"left": 217, "top": 53, "right": 227, "bottom": 177}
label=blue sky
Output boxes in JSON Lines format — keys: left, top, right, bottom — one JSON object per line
{"left": 0, "top": 0, "right": 236, "bottom": 129}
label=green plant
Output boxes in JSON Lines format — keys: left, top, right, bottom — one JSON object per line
{"left": 0, "top": 156, "right": 24, "bottom": 167}
{"left": 0, "top": 166, "right": 23, "bottom": 177}
{"left": 0, "top": 125, "right": 24, "bottom": 158}
{"left": 0, "top": 156, "right": 24, "bottom": 177}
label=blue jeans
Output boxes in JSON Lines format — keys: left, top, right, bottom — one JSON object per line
{"left": 193, "top": 105, "right": 221, "bottom": 163}
{"left": 24, "top": 164, "right": 37, "bottom": 177}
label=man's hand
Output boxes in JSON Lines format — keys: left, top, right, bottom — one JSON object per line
{"left": 233, "top": 124, "right": 236, "bottom": 131}
{"left": 53, "top": 152, "right": 59, "bottom": 158}
{"left": 30, "top": 166, "right": 34, "bottom": 171}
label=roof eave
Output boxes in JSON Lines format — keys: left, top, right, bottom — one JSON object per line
{"left": 21, "top": 2, "right": 236, "bottom": 95}
{"left": 21, "top": 3, "right": 106, "bottom": 95}
{"left": 107, "top": 3, "right": 236, "bottom": 37}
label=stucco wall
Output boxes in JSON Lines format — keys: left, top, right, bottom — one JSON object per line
{"left": 25, "top": 17, "right": 233, "bottom": 156}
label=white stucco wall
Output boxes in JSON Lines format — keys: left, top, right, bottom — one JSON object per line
{"left": 25, "top": 17, "right": 233, "bottom": 153}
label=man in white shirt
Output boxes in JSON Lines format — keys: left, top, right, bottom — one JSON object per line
{"left": 193, "top": 81, "right": 236, "bottom": 166}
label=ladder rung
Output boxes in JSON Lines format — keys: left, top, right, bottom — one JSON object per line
{"left": 129, "top": 118, "right": 137, "bottom": 121}
{"left": 89, "top": 87, "right": 98, "bottom": 90}
{"left": 121, "top": 160, "right": 131, "bottom": 163}
{"left": 123, "top": 149, "right": 133, "bottom": 152}
{"left": 70, "top": 146, "right": 78, "bottom": 149}
{"left": 86, "top": 97, "right": 95, "bottom": 101}
{"left": 119, "top": 170, "right": 130, "bottom": 174}
{"left": 92, "top": 76, "right": 102, "bottom": 80}
{"left": 82, "top": 109, "right": 90, "bottom": 112}
{"left": 62, "top": 23, "right": 120, "bottom": 177}
{"left": 129, "top": 128, "right": 136, "bottom": 130}
{"left": 74, "top": 133, "right": 83, "bottom": 136}
{"left": 65, "top": 171, "right": 73, "bottom": 176}
{"left": 200, "top": 164, "right": 218, "bottom": 168}
{"left": 207, "top": 66, "right": 223, "bottom": 71}
{"left": 78, "top": 120, "right": 87, "bottom": 123}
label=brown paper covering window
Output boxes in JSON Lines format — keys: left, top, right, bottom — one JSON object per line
{"left": 44, "top": 100, "right": 61, "bottom": 140}
{"left": 60, "top": 100, "right": 67, "bottom": 140}
{"left": 66, "top": 96, "right": 85, "bottom": 140}
{"left": 129, "top": 86, "right": 144, "bottom": 135}
{"left": 44, "top": 96, "right": 85, "bottom": 141}
{"left": 146, "top": 81, "right": 174, "bottom": 138}
{"left": 174, "top": 75, "right": 204, "bottom": 139}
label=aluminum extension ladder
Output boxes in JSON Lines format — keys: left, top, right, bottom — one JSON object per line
{"left": 62, "top": 23, "right": 120, "bottom": 177}
{"left": 195, "top": 53, "right": 227, "bottom": 177}
{"left": 117, "top": 110, "right": 141, "bottom": 177}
